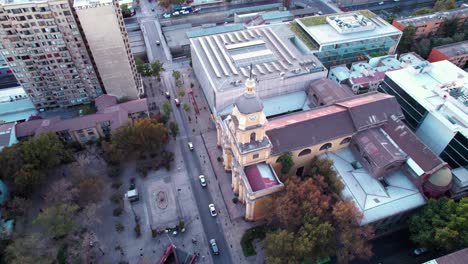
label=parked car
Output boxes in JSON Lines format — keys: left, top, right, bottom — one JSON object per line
{"left": 210, "top": 239, "right": 219, "bottom": 255}
{"left": 127, "top": 189, "right": 139, "bottom": 202}
{"left": 413, "top": 247, "right": 428, "bottom": 256}
{"left": 181, "top": 10, "right": 190, "bottom": 15}
{"left": 188, "top": 142, "right": 194, "bottom": 151}
{"left": 378, "top": 1, "right": 384, "bottom": 5}
{"left": 163, "top": 13, "right": 171, "bottom": 18}
{"left": 199, "top": 175, "right": 207, "bottom": 187}
{"left": 193, "top": 7, "right": 201, "bottom": 13}
{"left": 172, "top": 11, "right": 180, "bottom": 16}
{"left": 209, "top": 203, "right": 217, "bottom": 216}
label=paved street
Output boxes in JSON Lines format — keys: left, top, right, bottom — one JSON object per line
{"left": 294, "top": 0, "right": 341, "bottom": 14}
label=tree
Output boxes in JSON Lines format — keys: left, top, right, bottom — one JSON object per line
{"left": 5, "top": 233, "right": 56, "bottom": 264}
{"left": 172, "top": 70, "right": 181, "bottom": 80}
{"left": 434, "top": 0, "right": 456, "bottom": 11}
{"left": 307, "top": 157, "right": 344, "bottom": 196}
{"left": 398, "top": 25, "right": 416, "bottom": 53}
{"left": 169, "top": 122, "right": 179, "bottom": 139}
{"left": 21, "top": 132, "right": 71, "bottom": 170}
{"left": 443, "top": 19, "right": 459, "bottom": 37}
{"left": 76, "top": 175, "right": 104, "bottom": 207}
{"left": 2, "top": 196, "right": 32, "bottom": 219}
{"left": 277, "top": 152, "right": 294, "bottom": 174}
{"left": 412, "top": 7, "right": 433, "bottom": 16}
{"left": 33, "top": 203, "right": 79, "bottom": 238}
{"left": 263, "top": 230, "right": 299, "bottom": 264}
{"left": 135, "top": 58, "right": 152, "bottom": 77}
{"left": 162, "top": 100, "right": 172, "bottom": 117}
{"left": 183, "top": 103, "right": 190, "bottom": 112}
{"left": 178, "top": 89, "right": 185, "bottom": 98}
{"left": 414, "top": 38, "right": 432, "bottom": 58}
{"left": 121, "top": 4, "right": 132, "bottom": 18}
{"left": 159, "top": 0, "right": 184, "bottom": 9}
{"left": 151, "top": 60, "right": 165, "bottom": 78}
{"left": 44, "top": 178, "right": 78, "bottom": 206}
{"left": 111, "top": 118, "right": 169, "bottom": 156}
{"left": 408, "top": 197, "right": 468, "bottom": 252}
{"left": 264, "top": 176, "right": 332, "bottom": 231}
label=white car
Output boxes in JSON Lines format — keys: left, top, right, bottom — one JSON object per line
{"left": 181, "top": 10, "right": 190, "bottom": 15}
{"left": 199, "top": 175, "right": 207, "bottom": 187}
{"left": 208, "top": 203, "right": 217, "bottom": 216}
{"left": 163, "top": 13, "right": 171, "bottom": 18}
{"left": 188, "top": 142, "right": 194, "bottom": 151}
{"left": 378, "top": 1, "right": 384, "bottom": 5}
{"left": 156, "top": 40, "right": 160, "bottom": 45}
{"left": 172, "top": 11, "right": 180, "bottom": 16}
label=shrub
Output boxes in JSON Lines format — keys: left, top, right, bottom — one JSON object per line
{"left": 240, "top": 226, "right": 268, "bottom": 257}
{"left": 152, "top": 229, "right": 158, "bottom": 237}
{"left": 113, "top": 207, "right": 123, "bottom": 217}
{"left": 111, "top": 180, "right": 122, "bottom": 189}
{"left": 232, "top": 197, "right": 238, "bottom": 204}
{"left": 134, "top": 224, "right": 141, "bottom": 237}
{"left": 179, "top": 220, "right": 185, "bottom": 230}
{"left": 110, "top": 193, "right": 121, "bottom": 204}
{"left": 217, "top": 156, "right": 222, "bottom": 162}
{"left": 115, "top": 223, "right": 124, "bottom": 233}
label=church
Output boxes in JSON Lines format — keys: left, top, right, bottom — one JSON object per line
{"left": 216, "top": 75, "right": 453, "bottom": 231}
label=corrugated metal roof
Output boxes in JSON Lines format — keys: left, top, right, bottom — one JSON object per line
{"left": 261, "top": 11, "right": 293, "bottom": 21}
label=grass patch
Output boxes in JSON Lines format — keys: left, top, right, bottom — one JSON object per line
{"left": 240, "top": 226, "right": 268, "bottom": 257}
{"left": 299, "top": 9, "right": 377, "bottom": 26}
{"left": 289, "top": 22, "right": 319, "bottom": 50}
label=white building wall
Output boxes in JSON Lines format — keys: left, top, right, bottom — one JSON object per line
{"left": 75, "top": 3, "right": 139, "bottom": 100}
{"left": 416, "top": 113, "right": 456, "bottom": 155}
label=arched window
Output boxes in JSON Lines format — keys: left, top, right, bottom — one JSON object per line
{"left": 298, "top": 148, "right": 311, "bottom": 157}
{"left": 319, "top": 143, "right": 332, "bottom": 151}
{"left": 250, "top": 132, "right": 256, "bottom": 142}
{"left": 340, "top": 137, "right": 352, "bottom": 145}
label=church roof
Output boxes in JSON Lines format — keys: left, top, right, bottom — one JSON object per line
{"left": 234, "top": 93, "right": 263, "bottom": 115}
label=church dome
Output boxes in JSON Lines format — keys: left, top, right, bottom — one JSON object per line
{"left": 428, "top": 167, "right": 452, "bottom": 187}
{"left": 234, "top": 78, "right": 263, "bottom": 114}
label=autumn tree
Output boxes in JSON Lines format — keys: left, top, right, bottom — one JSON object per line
{"left": 33, "top": 203, "right": 79, "bottom": 238}
{"left": 408, "top": 197, "right": 468, "bottom": 252}
{"left": 76, "top": 175, "right": 105, "bottom": 207}
{"left": 5, "top": 233, "right": 56, "bottom": 264}
{"left": 111, "top": 118, "right": 169, "bottom": 156}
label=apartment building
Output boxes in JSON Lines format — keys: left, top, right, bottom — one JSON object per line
{"left": 428, "top": 41, "right": 468, "bottom": 68}
{"left": 0, "top": 0, "right": 103, "bottom": 110}
{"left": 392, "top": 8, "right": 468, "bottom": 40}
{"left": 74, "top": 0, "right": 141, "bottom": 99}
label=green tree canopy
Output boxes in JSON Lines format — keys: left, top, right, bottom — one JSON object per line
{"left": 398, "top": 25, "right": 416, "bottom": 53}
{"left": 169, "top": 122, "right": 179, "bottom": 139}
{"left": 5, "top": 233, "right": 56, "bottom": 264}
{"left": 135, "top": 58, "right": 152, "bottom": 77}
{"left": 162, "top": 100, "right": 173, "bottom": 117}
{"left": 121, "top": 4, "right": 132, "bottom": 18}
{"left": 278, "top": 152, "right": 294, "bottom": 174}
{"left": 151, "top": 60, "right": 165, "bottom": 78}
{"left": 434, "top": 0, "right": 456, "bottom": 11}
{"left": 408, "top": 197, "right": 468, "bottom": 252}
{"left": 412, "top": 7, "right": 434, "bottom": 16}
{"left": 110, "top": 118, "right": 169, "bottom": 156}
{"left": 172, "top": 70, "right": 181, "bottom": 80}
{"left": 33, "top": 203, "right": 79, "bottom": 238}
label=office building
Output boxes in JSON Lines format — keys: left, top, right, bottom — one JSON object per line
{"left": 0, "top": 0, "right": 103, "bottom": 110}
{"left": 427, "top": 41, "right": 468, "bottom": 69}
{"left": 74, "top": 0, "right": 141, "bottom": 99}
{"left": 379, "top": 60, "right": 467, "bottom": 176}
{"left": 295, "top": 11, "right": 402, "bottom": 68}
{"left": 216, "top": 77, "right": 452, "bottom": 229}
{"left": 190, "top": 23, "right": 327, "bottom": 115}
{"left": 392, "top": 8, "right": 468, "bottom": 40}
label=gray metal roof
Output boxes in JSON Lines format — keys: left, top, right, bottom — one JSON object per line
{"left": 235, "top": 93, "right": 263, "bottom": 114}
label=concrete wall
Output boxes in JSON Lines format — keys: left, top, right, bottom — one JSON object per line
{"left": 76, "top": 4, "right": 139, "bottom": 100}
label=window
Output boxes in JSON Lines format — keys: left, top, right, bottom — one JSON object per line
{"left": 298, "top": 149, "right": 311, "bottom": 157}
{"left": 340, "top": 137, "right": 351, "bottom": 145}
{"left": 250, "top": 132, "right": 256, "bottom": 142}
{"left": 253, "top": 154, "right": 259, "bottom": 159}
{"left": 319, "top": 143, "right": 332, "bottom": 151}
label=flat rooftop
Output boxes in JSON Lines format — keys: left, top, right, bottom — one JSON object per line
{"left": 244, "top": 163, "right": 280, "bottom": 192}
{"left": 386, "top": 60, "right": 468, "bottom": 137}
{"left": 434, "top": 40, "right": 468, "bottom": 58}
{"left": 296, "top": 11, "right": 401, "bottom": 46}
{"left": 190, "top": 23, "right": 324, "bottom": 92}
{"left": 396, "top": 8, "right": 468, "bottom": 26}
{"left": 73, "top": 0, "right": 112, "bottom": 8}
{"left": 321, "top": 148, "right": 426, "bottom": 225}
